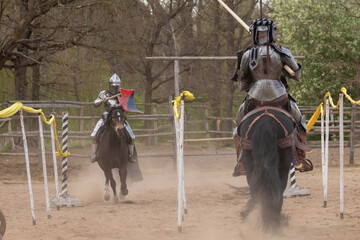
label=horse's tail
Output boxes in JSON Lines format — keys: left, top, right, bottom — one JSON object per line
{"left": 251, "top": 117, "right": 282, "bottom": 227}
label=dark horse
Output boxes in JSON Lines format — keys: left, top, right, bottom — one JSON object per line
{"left": 97, "top": 106, "right": 130, "bottom": 201}
{"left": 239, "top": 106, "right": 296, "bottom": 231}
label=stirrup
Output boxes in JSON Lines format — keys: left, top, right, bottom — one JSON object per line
{"left": 295, "top": 159, "right": 313, "bottom": 172}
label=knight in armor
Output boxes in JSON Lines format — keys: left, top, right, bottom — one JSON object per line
{"left": 90, "top": 73, "right": 136, "bottom": 163}
{"left": 232, "top": 18, "right": 313, "bottom": 176}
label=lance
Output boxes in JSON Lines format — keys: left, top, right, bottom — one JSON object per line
{"left": 216, "top": 0, "right": 295, "bottom": 76}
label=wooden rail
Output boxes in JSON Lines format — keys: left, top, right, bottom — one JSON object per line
{"left": 1, "top": 101, "right": 359, "bottom": 163}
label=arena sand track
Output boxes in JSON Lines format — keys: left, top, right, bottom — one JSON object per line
{"left": 0, "top": 144, "right": 360, "bottom": 240}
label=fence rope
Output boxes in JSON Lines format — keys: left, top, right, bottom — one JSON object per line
{"left": 0, "top": 102, "right": 69, "bottom": 157}
{"left": 306, "top": 87, "right": 359, "bottom": 132}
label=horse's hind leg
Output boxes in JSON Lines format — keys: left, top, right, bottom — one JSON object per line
{"left": 119, "top": 167, "right": 128, "bottom": 198}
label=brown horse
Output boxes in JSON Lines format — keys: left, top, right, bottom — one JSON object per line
{"left": 96, "top": 106, "right": 130, "bottom": 201}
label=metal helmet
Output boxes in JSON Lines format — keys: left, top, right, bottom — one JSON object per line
{"left": 249, "top": 18, "right": 276, "bottom": 45}
{"left": 108, "top": 73, "right": 121, "bottom": 94}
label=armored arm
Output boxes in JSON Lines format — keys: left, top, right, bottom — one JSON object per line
{"left": 94, "top": 90, "right": 107, "bottom": 108}
{"left": 236, "top": 50, "right": 253, "bottom": 92}
{"left": 280, "top": 47, "right": 301, "bottom": 81}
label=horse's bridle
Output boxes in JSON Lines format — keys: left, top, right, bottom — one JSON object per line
{"left": 107, "top": 107, "right": 126, "bottom": 130}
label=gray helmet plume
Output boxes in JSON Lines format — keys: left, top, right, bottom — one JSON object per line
{"left": 109, "top": 73, "right": 121, "bottom": 94}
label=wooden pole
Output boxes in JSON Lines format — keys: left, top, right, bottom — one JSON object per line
{"left": 50, "top": 121, "right": 60, "bottom": 209}
{"left": 38, "top": 114, "right": 51, "bottom": 219}
{"left": 170, "top": 96, "right": 177, "bottom": 170}
{"left": 216, "top": 0, "right": 250, "bottom": 32}
{"left": 349, "top": 104, "right": 355, "bottom": 164}
{"left": 19, "top": 109, "right": 36, "bottom": 225}
{"left": 180, "top": 99, "right": 187, "bottom": 216}
{"left": 339, "top": 94, "right": 344, "bottom": 219}
{"left": 321, "top": 103, "right": 326, "bottom": 208}
{"left": 174, "top": 101, "right": 182, "bottom": 232}
{"left": 324, "top": 97, "right": 330, "bottom": 208}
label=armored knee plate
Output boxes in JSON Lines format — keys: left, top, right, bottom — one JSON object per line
{"left": 235, "top": 102, "right": 246, "bottom": 126}
{"left": 290, "top": 100, "right": 307, "bottom": 131}
{"left": 234, "top": 102, "right": 246, "bottom": 137}
{"left": 124, "top": 120, "right": 135, "bottom": 140}
{"left": 91, "top": 118, "right": 104, "bottom": 139}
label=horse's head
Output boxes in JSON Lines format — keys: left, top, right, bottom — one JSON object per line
{"left": 108, "top": 106, "right": 127, "bottom": 137}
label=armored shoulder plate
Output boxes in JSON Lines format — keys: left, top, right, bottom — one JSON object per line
{"left": 272, "top": 44, "right": 292, "bottom": 58}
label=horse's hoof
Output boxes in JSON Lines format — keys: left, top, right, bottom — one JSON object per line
{"left": 104, "top": 194, "right": 110, "bottom": 201}
{"left": 113, "top": 195, "right": 119, "bottom": 203}
{"left": 121, "top": 189, "right": 128, "bottom": 196}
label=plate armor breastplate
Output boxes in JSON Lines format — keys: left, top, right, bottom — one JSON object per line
{"left": 249, "top": 46, "right": 283, "bottom": 81}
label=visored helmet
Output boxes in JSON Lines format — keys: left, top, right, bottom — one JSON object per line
{"left": 109, "top": 73, "right": 121, "bottom": 94}
{"left": 249, "top": 18, "right": 276, "bottom": 45}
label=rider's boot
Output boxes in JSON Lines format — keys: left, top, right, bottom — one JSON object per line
{"left": 128, "top": 143, "right": 136, "bottom": 163}
{"left": 90, "top": 142, "right": 98, "bottom": 163}
{"left": 233, "top": 135, "right": 246, "bottom": 176}
{"left": 295, "top": 130, "right": 313, "bottom": 172}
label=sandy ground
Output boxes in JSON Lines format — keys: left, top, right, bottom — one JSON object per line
{"left": 0, "top": 144, "right": 360, "bottom": 240}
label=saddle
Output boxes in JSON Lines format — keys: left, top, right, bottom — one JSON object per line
{"left": 239, "top": 103, "right": 311, "bottom": 168}
{"left": 249, "top": 93, "right": 289, "bottom": 109}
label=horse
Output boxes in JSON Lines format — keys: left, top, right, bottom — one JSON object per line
{"left": 96, "top": 106, "right": 130, "bottom": 202}
{"left": 238, "top": 106, "right": 296, "bottom": 232}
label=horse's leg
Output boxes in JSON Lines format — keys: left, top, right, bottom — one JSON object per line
{"left": 277, "top": 148, "right": 292, "bottom": 227}
{"left": 107, "top": 170, "right": 119, "bottom": 203}
{"left": 241, "top": 150, "right": 256, "bottom": 219}
{"left": 240, "top": 197, "right": 256, "bottom": 219}
{"left": 119, "top": 166, "right": 128, "bottom": 198}
{"left": 103, "top": 171, "right": 110, "bottom": 201}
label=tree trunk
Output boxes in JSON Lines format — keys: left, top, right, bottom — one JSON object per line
{"left": 14, "top": 48, "right": 28, "bottom": 100}
{"left": 209, "top": 2, "right": 222, "bottom": 137}
{"left": 356, "top": 64, "right": 360, "bottom": 99}
{"left": 32, "top": 64, "right": 40, "bottom": 101}
{"left": 144, "top": 63, "right": 153, "bottom": 145}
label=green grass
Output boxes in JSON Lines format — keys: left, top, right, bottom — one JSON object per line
{"left": 0, "top": 144, "right": 11, "bottom": 153}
